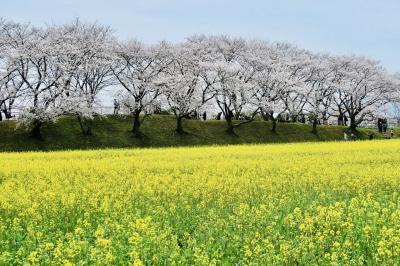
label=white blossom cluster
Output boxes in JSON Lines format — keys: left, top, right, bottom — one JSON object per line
{"left": 1, "top": 18, "right": 399, "bottom": 136}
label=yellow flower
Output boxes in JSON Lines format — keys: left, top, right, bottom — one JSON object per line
{"left": 27, "top": 251, "right": 39, "bottom": 264}
{"left": 1, "top": 140, "right": 400, "bottom": 264}
{"left": 96, "top": 238, "right": 112, "bottom": 247}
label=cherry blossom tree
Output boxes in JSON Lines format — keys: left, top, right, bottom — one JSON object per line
{"left": 303, "top": 53, "right": 337, "bottom": 133}
{"left": 158, "top": 39, "right": 217, "bottom": 134}
{"left": 112, "top": 40, "right": 171, "bottom": 136}
{"left": 56, "top": 20, "right": 115, "bottom": 135}
{"left": 0, "top": 19, "right": 25, "bottom": 121}
{"left": 17, "top": 27, "right": 69, "bottom": 138}
{"left": 390, "top": 72, "right": 400, "bottom": 93}
{"left": 249, "top": 41, "right": 294, "bottom": 132}
{"left": 0, "top": 70, "right": 24, "bottom": 121}
{"left": 391, "top": 73, "right": 400, "bottom": 120}
{"left": 1, "top": 21, "right": 70, "bottom": 138}
{"left": 333, "top": 56, "right": 395, "bottom": 132}
{"left": 277, "top": 44, "right": 310, "bottom": 122}
{"left": 202, "top": 35, "right": 259, "bottom": 134}
{"left": 2, "top": 18, "right": 400, "bottom": 139}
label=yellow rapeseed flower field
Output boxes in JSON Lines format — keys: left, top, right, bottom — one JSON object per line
{"left": 1, "top": 140, "right": 400, "bottom": 265}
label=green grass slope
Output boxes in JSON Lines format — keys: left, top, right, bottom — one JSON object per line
{"left": 0, "top": 115, "right": 389, "bottom": 151}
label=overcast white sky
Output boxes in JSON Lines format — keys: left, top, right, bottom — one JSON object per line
{"left": 2, "top": 0, "right": 399, "bottom": 72}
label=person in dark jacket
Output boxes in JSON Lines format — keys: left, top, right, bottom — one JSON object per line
{"left": 378, "top": 118, "right": 383, "bottom": 133}
{"left": 383, "top": 118, "right": 388, "bottom": 133}
{"left": 113, "top": 99, "right": 120, "bottom": 115}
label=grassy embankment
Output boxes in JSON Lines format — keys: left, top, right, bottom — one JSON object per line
{"left": 0, "top": 115, "right": 392, "bottom": 151}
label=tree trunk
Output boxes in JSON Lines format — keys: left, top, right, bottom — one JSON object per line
{"left": 77, "top": 116, "right": 85, "bottom": 134}
{"left": 77, "top": 116, "right": 93, "bottom": 135}
{"left": 4, "top": 110, "right": 10, "bottom": 119}
{"left": 6, "top": 104, "right": 12, "bottom": 119}
{"left": 271, "top": 118, "right": 277, "bottom": 133}
{"left": 226, "top": 117, "right": 235, "bottom": 134}
{"left": 132, "top": 110, "right": 142, "bottom": 137}
{"left": 337, "top": 113, "right": 343, "bottom": 126}
{"left": 311, "top": 118, "right": 318, "bottom": 134}
{"left": 176, "top": 116, "right": 185, "bottom": 134}
{"left": 0, "top": 103, "right": 4, "bottom": 121}
{"left": 86, "top": 119, "right": 93, "bottom": 135}
{"left": 31, "top": 120, "right": 43, "bottom": 139}
{"left": 4, "top": 104, "right": 12, "bottom": 119}
{"left": 349, "top": 116, "right": 357, "bottom": 133}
